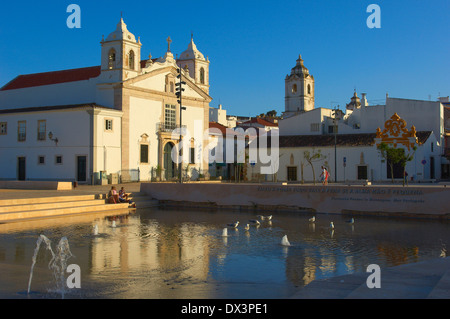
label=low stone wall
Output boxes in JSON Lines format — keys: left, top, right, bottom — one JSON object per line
{"left": 0, "top": 181, "right": 73, "bottom": 190}
{"left": 140, "top": 182, "right": 450, "bottom": 218}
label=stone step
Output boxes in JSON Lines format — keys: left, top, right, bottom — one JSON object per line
{"left": 0, "top": 202, "right": 131, "bottom": 223}
{"left": 0, "top": 199, "right": 106, "bottom": 213}
{"left": 0, "top": 194, "right": 104, "bottom": 207}
{"left": 1, "top": 206, "right": 133, "bottom": 224}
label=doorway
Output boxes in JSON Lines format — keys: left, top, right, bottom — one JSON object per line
{"left": 430, "top": 157, "right": 435, "bottom": 179}
{"left": 164, "top": 142, "right": 176, "bottom": 180}
{"left": 77, "top": 156, "right": 87, "bottom": 182}
{"left": 17, "top": 157, "right": 26, "bottom": 180}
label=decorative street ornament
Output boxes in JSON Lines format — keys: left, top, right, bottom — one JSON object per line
{"left": 375, "top": 113, "right": 418, "bottom": 150}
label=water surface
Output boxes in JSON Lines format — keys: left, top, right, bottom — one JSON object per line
{"left": 0, "top": 207, "right": 448, "bottom": 299}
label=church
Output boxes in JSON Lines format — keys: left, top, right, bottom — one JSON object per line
{"left": 0, "top": 19, "right": 212, "bottom": 183}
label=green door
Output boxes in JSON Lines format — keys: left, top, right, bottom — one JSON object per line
{"left": 164, "top": 143, "right": 175, "bottom": 180}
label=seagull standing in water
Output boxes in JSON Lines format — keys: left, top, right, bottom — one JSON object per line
{"left": 309, "top": 216, "right": 315, "bottom": 223}
{"left": 244, "top": 224, "right": 250, "bottom": 231}
{"left": 330, "top": 222, "right": 335, "bottom": 229}
{"left": 249, "top": 219, "right": 260, "bottom": 226}
{"left": 346, "top": 218, "right": 355, "bottom": 224}
{"left": 258, "top": 215, "right": 272, "bottom": 221}
{"left": 227, "top": 221, "right": 239, "bottom": 228}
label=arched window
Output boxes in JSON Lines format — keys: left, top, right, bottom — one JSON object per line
{"left": 292, "top": 84, "right": 297, "bottom": 93}
{"left": 128, "top": 50, "right": 135, "bottom": 70}
{"left": 308, "top": 84, "right": 311, "bottom": 95}
{"left": 108, "top": 49, "right": 116, "bottom": 69}
{"left": 200, "top": 67, "right": 205, "bottom": 84}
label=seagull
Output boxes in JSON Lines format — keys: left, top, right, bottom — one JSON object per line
{"left": 309, "top": 216, "right": 316, "bottom": 223}
{"left": 346, "top": 218, "right": 355, "bottom": 224}
{"left": 244, "top": 224, "right": 250, "bottom": 231}
{"left": 258, "top": 215, "right": 272, "bottom": 221}
{"left": 227, "top": 221, "right": 239, "bottom": 228}
{"left": 330, "top": 222, "right": 334, "bottom": 229}
{"left": 249, "top": 219, "right": 260, "bottom": 226}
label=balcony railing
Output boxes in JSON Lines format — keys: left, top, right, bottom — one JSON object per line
{"left": 156, "top": 122, "right": 186, "bottom": 133}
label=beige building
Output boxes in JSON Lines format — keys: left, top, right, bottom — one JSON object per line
{"left": 0, "top": 19, "right": 212, "bottom": 183}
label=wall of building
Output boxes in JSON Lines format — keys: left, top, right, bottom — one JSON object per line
{"left": 280, "top": 108, "right": 333, "bottom": 136}
{"left": 0, "top": 108, "right": 92, "bottom": 181}
{"left": 129, "top": 97, "right": 163, "bottom": 181}
{"left": 249, "top": 135, "right": 440, "bottom": 183}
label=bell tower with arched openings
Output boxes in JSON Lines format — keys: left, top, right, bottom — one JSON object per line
{"left": 284, "top": 54, "right": 315, "bottom": 115}
{"left": 100, "top": 18, "right": 142, "bottom": 82}
{"left": 176, "top": 34, "right": 210, "bottom": 94}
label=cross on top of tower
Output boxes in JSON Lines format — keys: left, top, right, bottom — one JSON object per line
{"left": 167, "top": 36, "right": 172, "bottom": 52}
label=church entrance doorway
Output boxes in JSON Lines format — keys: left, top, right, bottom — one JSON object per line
{"left": 164, "top": 142, "right": 176, "bottom": 181}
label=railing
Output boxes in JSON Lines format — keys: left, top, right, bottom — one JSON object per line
{"left": 120, "top": 169, "right": 140, "bottom": 183}
{"left": 156, "top": 122, "right": 187, "bottom": 133}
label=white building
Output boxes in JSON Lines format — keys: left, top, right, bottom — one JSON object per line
{"left": 0, "top": 19, "right": 212, "bottom": 183}
{"left": 249, "top": 55, "right": 447, "bottom": 183}
{"left": 209, "top": 104, "right": 228, "bottom": 127}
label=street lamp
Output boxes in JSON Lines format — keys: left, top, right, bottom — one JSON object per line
{"left": 48, "top": 131, "right": 59, "bottom": 146}
{"left": 175, "top": 68, "right": 187, "bottom": 183}
{"left": 332, "top": 106, "right": 339, "bottom": 183}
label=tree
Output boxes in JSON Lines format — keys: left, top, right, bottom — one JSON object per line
{"left": 266, "top": 110, "right": 277, "bottom": 118}
{"left": 377, "top": 143, "right": 417, "bottom": 186}
{"left": 303, "top": 149, "right": 326, "bottom": 185}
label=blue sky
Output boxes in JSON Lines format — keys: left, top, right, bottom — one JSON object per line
{"left": 0, "top": 0, "right": 448, "bottom": 117}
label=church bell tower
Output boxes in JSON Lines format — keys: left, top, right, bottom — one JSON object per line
{"left": 284, "top": 54, "right": 315, "bottom": 115}
{"left": 100, "top": 18, "right": 142, "bottom": 83}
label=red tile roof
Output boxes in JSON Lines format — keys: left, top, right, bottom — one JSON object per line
{"left": 1, "top": 66, "right": 101, "bottom": 91}
{"left": 0, "top": 59, "right": 155, "bottom": 91}
{"left": 209, "top": 121, "right": 228, "bottom": 134}
{"left": 239, "top": 117, "right": 278, "bottom": 127}
{"left": 248, "top": 132, "right": 432, "bottom": 148}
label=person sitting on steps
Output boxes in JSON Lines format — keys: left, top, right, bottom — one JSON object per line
{"left": 108, "top": 186, "right": 120, "bottom": 204}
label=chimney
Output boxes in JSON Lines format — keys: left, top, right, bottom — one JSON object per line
{"left": 361, "top": 93, "right": 368, "bottom": 107}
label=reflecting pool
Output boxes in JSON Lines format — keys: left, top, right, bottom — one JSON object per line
{"left": 0, "top": 207, "right": 449, "bottom": 299}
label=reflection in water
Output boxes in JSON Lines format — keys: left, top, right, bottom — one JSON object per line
{"left": 0, "top": 207, "right": 449, "bottom": 299}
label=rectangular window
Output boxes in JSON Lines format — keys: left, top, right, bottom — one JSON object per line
{"left": 37, "top": 120, "right": 46, "bottom": 141}
{"left": 164, "top": 104, "right": 176, "bottom": 130}
{"left": 55, "top": 155, "right": 63, "bottom": 165}
{"left": 105, "top": 119, "right": 113, "bottom": 131}
{"left": 38, "top": 156, "right": 45, "bottom": 165}
{"left": 310, "top": 123, "right": 319, "bottom": 132}
{"left": 287, "top": 166, "right": 298, "bottom": 181}
{"left": 18, "top": 121, "right": 26, "bottom": 142}
{"left": 140, "top": 144, "right": 149, "bottom": 163}
{"left": 0, "top": 122, "right": 7, "bottom": 135}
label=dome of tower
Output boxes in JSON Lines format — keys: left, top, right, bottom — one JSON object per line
{"left": 290, "top": 54, "right": 310, "bottom": 76}
{"left": 105, "top": 18, "right": 137, "bottom": 43}
{"left": 178, "top": 36, "right": 206, "bottom": 61}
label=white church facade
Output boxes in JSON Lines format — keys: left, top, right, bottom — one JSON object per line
{"left": 0, "top": 19, "right": 212, "bottom": 183}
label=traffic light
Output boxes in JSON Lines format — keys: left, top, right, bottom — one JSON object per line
{"left": 175, "top": 68, "right": 186, "bottom": 107}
